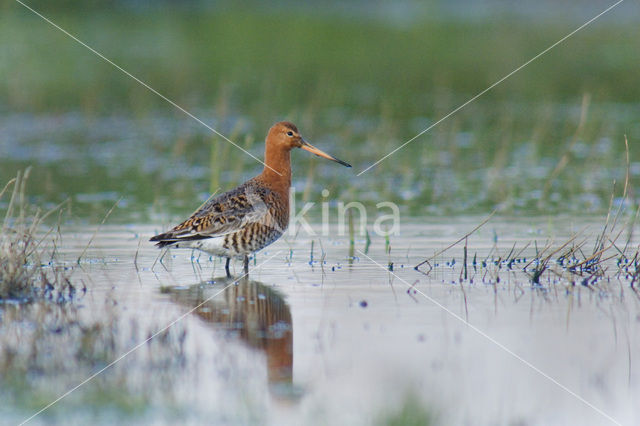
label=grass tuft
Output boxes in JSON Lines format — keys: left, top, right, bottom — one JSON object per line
{"left": 0, "top": 170, "right": 74, "bottom": 303}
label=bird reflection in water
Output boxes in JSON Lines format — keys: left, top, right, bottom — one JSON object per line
{"left": 163, "top": 277, "right": 296, "bottom": 397}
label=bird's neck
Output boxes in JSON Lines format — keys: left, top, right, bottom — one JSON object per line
{"left": 260, "top": 146, "right": 292, "bottom": 194}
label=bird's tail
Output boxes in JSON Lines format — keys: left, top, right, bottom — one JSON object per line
{"left": 149, "top": 231, "right": 179, "bottom": 248}
{"left": 150, "top": 231, "right": 209, "bottom": 248}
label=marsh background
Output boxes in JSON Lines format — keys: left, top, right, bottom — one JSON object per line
{"left": 2, "top": 0, "right": 639, "bottom": 223}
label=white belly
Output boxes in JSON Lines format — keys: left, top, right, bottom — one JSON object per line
{"left": 173, "top": 237, "right": 233, "bottom": 257}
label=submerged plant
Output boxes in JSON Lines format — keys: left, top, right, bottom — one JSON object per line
{"left": 0, "top": 299, "right": 188, "bottom": 420}
{"left": 380, "top": 391, "right": 436, "bottom": 426}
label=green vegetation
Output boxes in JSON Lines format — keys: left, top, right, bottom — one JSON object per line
{"left": 1, "top": 3, "right": 638, "bottom": 221}
{"left": 381, "top": 392, "right": 435, "bottom": 426}
{"left": 3, "top": 5, "right": 639, "bottom": 111}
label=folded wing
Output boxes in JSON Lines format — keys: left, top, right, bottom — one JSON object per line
{"left": 150, "top": 180, "right": 272, "bottom": 247}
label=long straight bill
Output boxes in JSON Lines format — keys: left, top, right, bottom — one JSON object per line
{"left": 301, "top": 140, "right": 351, "bottom": 167}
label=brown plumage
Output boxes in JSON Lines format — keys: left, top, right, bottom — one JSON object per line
{"left": 150, "top": 121, "right": 351, "bottom": 277}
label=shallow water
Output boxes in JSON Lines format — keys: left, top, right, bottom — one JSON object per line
{"left": 2, "top": 100, "right": 639, "bottom": 223}
{"left": 3, "top": 218, "right": 638, "bottom": 425}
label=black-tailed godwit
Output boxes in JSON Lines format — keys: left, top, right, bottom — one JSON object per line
{"left": 150, "top": 122, "right": 351, "bottom": 276}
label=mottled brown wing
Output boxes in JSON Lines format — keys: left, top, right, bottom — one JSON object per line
{"left": 150, "top": 180, "right": 272, "bottom": 245}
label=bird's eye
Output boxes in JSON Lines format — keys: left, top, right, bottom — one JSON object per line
{"left": 286, "top": 131, "right": 293, "bottom": 137}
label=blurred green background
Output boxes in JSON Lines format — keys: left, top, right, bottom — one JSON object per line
{"left": 1, "top": 0, "right": 639, "bottom": 222}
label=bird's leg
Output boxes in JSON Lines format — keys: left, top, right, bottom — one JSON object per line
{"left": 225, "top": 257, "right": 231, "bottom": 278}
{"left": 243, "top": 255, "right": 249, "bottom": 274}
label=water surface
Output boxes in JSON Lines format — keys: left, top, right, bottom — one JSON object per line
{"left": 3, "top": 219, "right": 637, "bottom": 425}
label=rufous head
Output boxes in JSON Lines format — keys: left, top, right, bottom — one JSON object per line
{"left": 267, "top": 121, "right": 351, "bottom": 167}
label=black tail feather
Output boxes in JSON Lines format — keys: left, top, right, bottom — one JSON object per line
{"left": 150, "top": 232, "right": 210, "bottom": 248}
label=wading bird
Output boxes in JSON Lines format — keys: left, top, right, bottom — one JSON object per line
{"left": 150, "top": 122, "right": 351, "bottom": 277}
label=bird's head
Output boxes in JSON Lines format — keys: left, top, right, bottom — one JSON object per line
{"left": 267, "top": 121, "right": 351, "bottom": 167}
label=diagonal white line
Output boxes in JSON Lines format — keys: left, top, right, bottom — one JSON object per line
{"left": 357, "top": 0, "right": 625, "bottom": 176}
{"left": 356, "top": 249, "right": 622, "bottom": 426}
{"left": 13, "top": 0, "right": 282, "bottom": 176}
{"left": 18, "top": 250, "right": 283, "bottom": 426}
